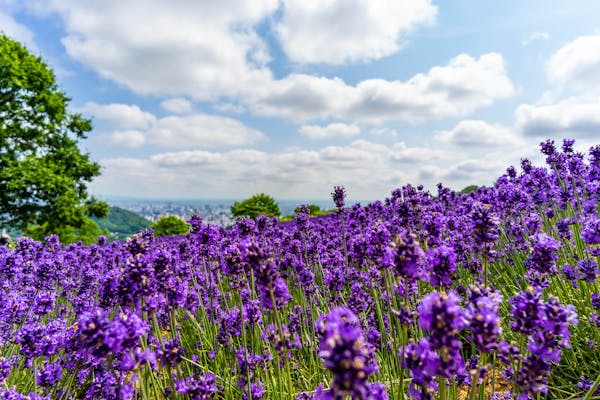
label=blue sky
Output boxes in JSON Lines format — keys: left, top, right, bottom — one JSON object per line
{"left": 2, "top": 1, "right": 600, "bottom": 201}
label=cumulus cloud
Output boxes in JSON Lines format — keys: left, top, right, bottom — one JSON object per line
{"left": 299, "top": 123, "right": 360, "bottom": 140}
{"left": 80, "top": 102, "right": 156, "bottom": 130}
{"left": 438, "top": 146, "right": 541, "bottom": 189}
{"left": 85, "top": 102, "right": 264, "bottom": 148}
{"left": 41, "top": 0, "right": 277, "bottom": 99}
{"left": 434, "top": 119, "right": 524, "bottom": 147}
{"left": 275, "top": 0, "right": 436, "bottom": 64}
{"left": 28, "top": 2, "right": 510, "bottom": 124}
{"left": 146, "top": 114, "right": 265, "bottom": 148}
{"left": 160, "top": 98, "right": 192, "bottom": 114}
{"left": 389, "top": 142, "right": 448, "bottom": 163}
{"left": 515, "top": 97, "right": 600, "bottom": 137}
{"left": 249, "top": 53, "right": 515, "bottom": 122}
{"left": 547, "top": 34, "right": 600, "bottom": 90}
{"left": 107, "top": 130, "right": 146, "bottom": 147}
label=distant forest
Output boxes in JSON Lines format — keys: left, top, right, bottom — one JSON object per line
{"left": 92, "top": 206, "right": 152, "bottom": 241}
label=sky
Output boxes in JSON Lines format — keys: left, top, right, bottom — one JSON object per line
{"left": 1, "top": 0, "right": 600, "bottom": 202}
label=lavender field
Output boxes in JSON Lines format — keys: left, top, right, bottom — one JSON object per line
{"left": 1, "top": 139, "right": 599, "bottom": 399}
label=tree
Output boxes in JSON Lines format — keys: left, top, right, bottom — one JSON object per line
{"left": 0, "top": 34, "right": 108, "bottom": 243}
{"left": 459, "top": 185, "right": 479, "bottom": 194}
{"left": 230, "top": 193, "right": 281, "bottom": 219}
{"left": 151, "top": 215, "right": 190, "bottom": 237}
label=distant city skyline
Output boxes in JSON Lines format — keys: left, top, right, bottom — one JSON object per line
{"left": 2, "top": 1, "right": 600, "bottom": 200}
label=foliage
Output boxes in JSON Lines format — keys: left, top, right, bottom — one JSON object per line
{"left": 92, "top": 206, "right": 152, "bottom": 240}
{"left": 151, "top": 215, "right": 190, "bottom": 237}
{"left": 0, "top": 34, "right": 108, "bottom": 242}
{"left": 459, "top": 184, "right": 479, "bottom": 194}
{"left": 230, "top": 193, "right": 281, "bottom": 219}
{"left": 24, "top": 217, "right": 107, "bottom": 245}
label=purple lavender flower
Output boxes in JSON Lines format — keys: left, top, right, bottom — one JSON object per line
{"left": 400, "top": 338, "right": 440, "bottom": 400}
{"left": 578, "top": 376, "right": 600, "bottom": 395}
{"left": 175, "top": 372, "right": 219, "bottom": 398}
{"left": 562, "top": 139, "right": 575, "bottom": 153}
{"left": 509, "top": 287, "right": 544, "bottom": 335}
{"left": 243, "top": 381, "right": 264, "bottom": 400}
{"left": 556, "top": 218, "right": 572, "bottom": 240}
{"left": 540, "top": 139, "right": 556, "bottom": 156}
{"left": 416, "top": 291, "right": 468, "bottom": 377}
{"left": 32, "top": 292, "right": 55, "bottom": 316}
{"left": 314, "top": 307, "right": 383, "bottom": 399}
{"left": 417, "top": 291, "right": 468, "bottom": 343}
{"left": 466, "top": 285, "right": 503, "bottom": 353}
{"left": 78, "top": 309, "right": 148, "bottom": 358}
{"left": 592, "top": 293, "right": 600, "bottom": 310}
{"left": 391, "top": 231, "right": 425, "bottom": 282}
{"left": 36, "top": 362, "right": 63, "bottom": 387}
{"left": 525, "top": 233, "right": 560, "bottom": 277}
{"left": 240, "top": 238, "right": 291, "bottom": 310}
{"left": 562, "top": 263, "right": 579, "bottom": 287}
{"left": 577, "top": 259, "right": 598, "bottom": 283}
{"left": 0, "top": 389, "right": 49, "bottom": 400}
{"left": 161, "top": 338, "right": 184, "bottom": 367}
{"left": 470, "top": 202, "right": 499, "bottom": 255}
{"left": 0, "top": 357, "right": 15, "bottom": 382}
{"left": 331, "top": 186, "right": 346, "bottom": 210}
{"left": 425, "top": 245, "right": 457, "bottom": 287}
{"left": 509, "top": 288, "right": 578, "bottom": 399}
{"left": 582, "top": 216, "right": 600, "bottom": 245}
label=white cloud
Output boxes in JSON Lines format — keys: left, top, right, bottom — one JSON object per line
{"left": 147, "top": 114, "right": 265, "bottom": 148}
{"left": 389, "top": 142, "right": 448, "bottom": 163}
{"left": 43, "top": 0, "right": 277, "bottom": 100}
{"left": 299, "top": 123, "right": 360, "bottom": 140}
{"left": 107, "top": 130, "right": 146, "bottom": 147}
{"left": 439, "top": 146, "right": 541, "bottom": 188}
{"left": 29, "top": 2, "right": 510, "bottom": 124}
{"left": 369, "top": 127, "right": 399, "bottom": 138}
{"left": 0, "top": 12, "right": 36, "bottom": 50}
{"left": 86, "top": 102, "right": 265, "bottom": 148}
{"left": 442, "top": 157, "right": 509, "bottom": 182}
{"left": 160, "top": 98, "right": 192, "bottom": 114}
{"left": 91, "top": 140, "right": 473, "bottom": 199}
{"left": 81, "top": 102, "right": 156, "bottom": 130}
{"left": 515, "top": 97, "right": 600, "bottom": 137}
{"left": 522, "top": 31, "right": 549, "bottom": 46}
{"left": 547, "top": 34, "right": 600, "bottom": 89}
{"left": 434, "top": 119, "right": 524, "bottom": 147}
{"left": 275, "top": 0, "right": 436, "bottom": 64}
{"left": 91, "top": 134, "right": 555, "bottom": 200}
{"left": 249, "top": 53, "right": 515, "bottom": 122}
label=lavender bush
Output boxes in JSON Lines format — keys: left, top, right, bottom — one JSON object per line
{"left": 0, "top": 139, "right": 599, "bottom": 399}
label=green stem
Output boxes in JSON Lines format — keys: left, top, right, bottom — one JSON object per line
{"left": 269, "top": 289, "right": 294, "bottom": 397}
{"left": 439, "top": 376, "right": 447, "bottom": 400}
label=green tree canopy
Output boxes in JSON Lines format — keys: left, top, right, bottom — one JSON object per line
{"left": 459, "top": 185, "right": 479, "bottom": 194}
{"left": 0, "top": 34, "right": 108, "bottom": 242}
{"left": 230, "top": 193, "right": 281, "bottom": 219}
{"left": 151, "top": 215, "right": 190, "bottom": 237}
